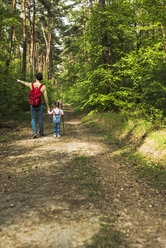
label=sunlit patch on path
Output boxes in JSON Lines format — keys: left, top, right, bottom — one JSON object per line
{"left": 0, "top": 108, "right": 166, "bottom": 248}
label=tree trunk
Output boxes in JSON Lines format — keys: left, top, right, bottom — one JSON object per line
{"left": 38, "top": 54, "right": 43, "bottom": 72}
{"left": 99, "top": 0, "right": 108, "bottom": 65}
{"left": 27, "top": 43, "right": 30, "bottom": 73}
{"left": 28, "top": 0, "right": 36, "bottom": 80}
{"left": 99, "top": 0, "right": 105, "bottom": 11}
{"left": 50, "top": 46, "right": 55, "bottom": 85}
{"left": 41, "top": 21, "right": 52, "bottom": 80}
{"left": 43, "top": 54, "right": 46, "bottom": 76}
{"left": 89, "top": 0, "right": 93, "bottom": 10}
{"left": 22, "top": 0, "right": 26, "bottom": 80}
{"left": 83, "top": 0, "right": 87, "bottom": 27}
{"left": 47, "top": 29, "right": 51, "bottom": 80}
{"left": 35, "top": 43, "right": 39, "bottom": 71}
{"left": 32, "top": 0, "right": 36, "bottom": 74}
{"left": 161, "top": 24, "right": 166, "bottom": 53}
{"left": 5, "top": 0, "right": 16, "bottom": 72}
{"left": 83, "top": 0, "right": 87, "bottom": 56}
{"left": 99, "top": 0, "right": 110, "bottom": 93}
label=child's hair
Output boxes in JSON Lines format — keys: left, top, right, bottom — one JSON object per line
{"left": 52, "top": 102, "right": 59, "bottom": 108}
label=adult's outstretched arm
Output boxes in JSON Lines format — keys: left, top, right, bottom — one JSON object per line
{"left": 17, "top": 79, "right": 31, "bottom": 88}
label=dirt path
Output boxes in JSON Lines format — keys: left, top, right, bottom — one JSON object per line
{"left": 0, "top": 106, "right": 166, "bottom": 248}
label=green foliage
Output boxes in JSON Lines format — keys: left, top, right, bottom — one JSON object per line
{"left": 0, "top": 0, "right": 69, "bottom": 118}
{"left": 113, "top": 44, "right": 166, "bottom": 122}
{"left": 60, "top": 0, "right": 166, "bottom": 123}
{"left": 0, "top": 71, "right": 57, "bottom": 119}
{"left": 1, "top": 0, "right": 166, "bottom": 123}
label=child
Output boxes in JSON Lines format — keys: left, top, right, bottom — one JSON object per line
{"left": 48, "top": 102, "right": 64, "bottom": 137}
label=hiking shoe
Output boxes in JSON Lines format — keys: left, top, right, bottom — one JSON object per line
{"left": 53, "top": 134, "right": 56, "bottom": 137}
{"left": 33, "top": 134, "right": 37, "bottom": 139}
{"left": 57, "top": 134, "right": 61, "bottom": 137}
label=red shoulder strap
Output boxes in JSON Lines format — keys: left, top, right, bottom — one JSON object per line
{"left": 38, "top": 84, "right": 43, "bottom": 90}
{"left": 31, "top": 83, "right": 34, "bottom": 89}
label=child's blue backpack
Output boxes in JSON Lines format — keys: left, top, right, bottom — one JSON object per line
{"left": 53, "top": 109, "right": 61, "bottom": 123}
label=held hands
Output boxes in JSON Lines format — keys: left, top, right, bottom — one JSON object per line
{"left": 17, "top": 79, "right": 21, "bottom": 83}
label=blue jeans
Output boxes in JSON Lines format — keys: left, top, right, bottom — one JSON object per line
{"left": 30, "top": 104, "right": 44, "bottom": 135}
{"left": 53, "top": 118, "right": 61, "bottom": 135}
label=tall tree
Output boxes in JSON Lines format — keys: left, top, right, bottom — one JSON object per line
{"left": 41, "top": 19, "right": 52, "bottom": 80}
{"left": 28, "top": 0, "right": 36, "bottom": 79}
{"left": 22, "top": 0, "right": 27, "bottom": 79}
{"left": 5, "top": 0, "right": 16, "bottom": 72}
{"left": 99, "top": 0, "right": 105, "bottom": 10}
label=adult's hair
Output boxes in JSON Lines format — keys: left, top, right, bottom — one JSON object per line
{"left": 35, "top": 72, "right": 43, "bottom": 81}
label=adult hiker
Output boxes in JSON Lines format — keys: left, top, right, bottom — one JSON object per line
{"left": 17, "top": 73, "right": 50, "bottom": 138}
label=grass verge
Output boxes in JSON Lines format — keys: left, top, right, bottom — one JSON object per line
{"left": 0, "top": 133, "right": 18, "bottom": 142}
{"left": 82, "top": 111, "right": 166, "bottom": 191}
{"left": 0, "top": 111, "right": 30, "bottom": 123}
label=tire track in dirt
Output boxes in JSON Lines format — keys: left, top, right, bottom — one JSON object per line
{"left": 0, "top": 106, "right": 166, "bottom": 248}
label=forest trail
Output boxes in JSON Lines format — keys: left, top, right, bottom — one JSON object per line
{"left": 0, "top": 105, "right": 166, "bottom": 248}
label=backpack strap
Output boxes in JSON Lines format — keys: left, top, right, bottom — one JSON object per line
{"left": 32, "top": 83, "right": 43, "bottom": 90}
{"left": 38, "top": 84, "right": 43, "bottom": 90}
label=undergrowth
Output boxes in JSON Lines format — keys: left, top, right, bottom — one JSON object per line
{"left": 0, "top": 111, "right": 30, "bottom": 123}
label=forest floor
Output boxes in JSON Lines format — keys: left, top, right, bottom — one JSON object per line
{"left": 0, "top": 105, "right": 166, "bottom": 248}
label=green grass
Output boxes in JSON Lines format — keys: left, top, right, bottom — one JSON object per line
{"left": 0, "top": 111, "right": 31, "bottom": 142}
{"left": 83, "top": 111, "right": 153, "bottom": 146}
{"left": 83, "top": 111, "right": 166, "bottom": 191}
{"left": 16, "top": 162, "right": 34, "bottom": 171}
{"left": 148, "top": 130, "right": 166, "bottom": 149}
{"left": 121, "top": 151, "right": 166, "bottom": 190}
{"left": 92, "top": 112, "right": 152, "bottom": 143}
{"left": 0, "top": 133, "right": 18, "bottom": 142}
{"left": 0, "top": 111, "right": 30, "bottom": 123}
{"left": 85, "top": 215, "right": 130, "bottom": 248}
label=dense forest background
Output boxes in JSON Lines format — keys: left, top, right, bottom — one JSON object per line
{"left": 0, "top": 0, "right": 166, "bottom": 123}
